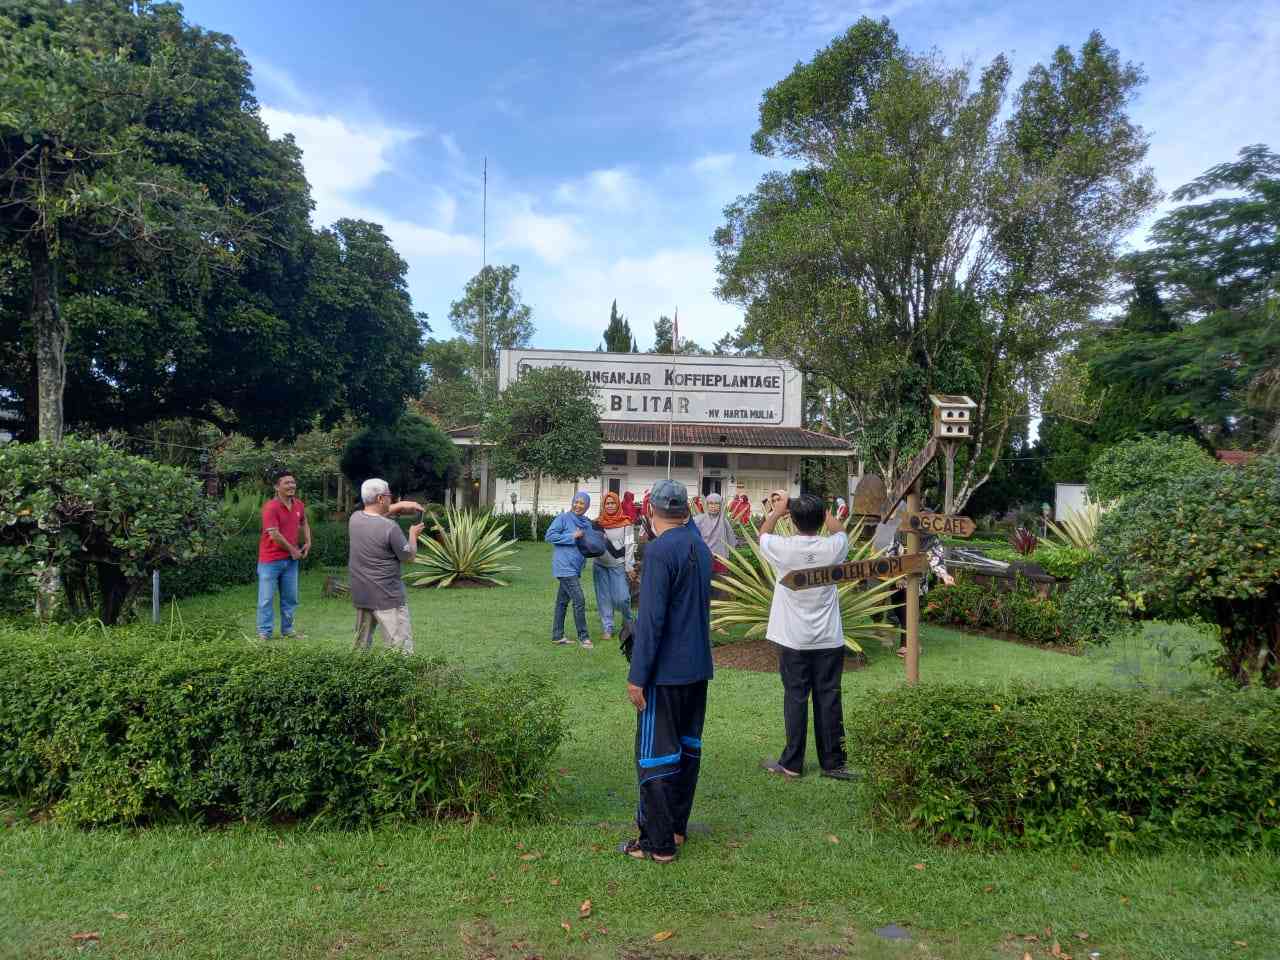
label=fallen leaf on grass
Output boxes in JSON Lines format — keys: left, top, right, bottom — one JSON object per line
{"left": 579, "top": 899, "right": 592, "bottom": 919}
{"left": 1120, "top": 896, "right": 1130, "bottom": 906}
{"left": 1023, "top": 935, "right": 1040, "bottom": 943}
{"left": 1052, "top": 942, "right": 1062, "bottom": 956}
{"left": 71, "top": 932, "right": 101, "bottom": 943}
{"left": 653, "top": 930, "right": 674, "bottom": 942}
{"left": 312, "top": 885, "right": 321, "bottom": 893}
{"left": 982, "top": 885, "right": 994, "bottom": 893}
{"left": 912, "top": 863, "right": 926, "bottom": 871}
{"left": 1075, "top": 932, "right": 1090, "bottom": 941}
{"left": 519, "top": 852, "right": 542, "bottom": 862}
{"left": 596, "top": 927, "right": 609, "bottom": 935}
{"left": 1022, "top": 954, "right": 1033, "bottom": 960}
{"left": 560, "top": 922, "right": 571, "bottom": 935}
{"left": 549, "top": 878, "right": 561, "bottom": 886}
{"left": 590, "top": 843, "right": 604, "bottom": 853}
{"left": 826, "top": 834, "right": 840, "bottom": 844}
{"left": 1234, "top": 941, "right": 1249, "bottom": 948}
{"left": 726, "top": 840, "right": 742, "bottom": 848}
{"left": 515, "top": 841, "right": 525, "bottom": 850}
{"left": 111, "top": 913, "right": 128, "bottom": 921}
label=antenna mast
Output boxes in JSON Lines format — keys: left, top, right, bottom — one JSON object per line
{"left": 481, "top": 157, "right": 488, "bottom": 389}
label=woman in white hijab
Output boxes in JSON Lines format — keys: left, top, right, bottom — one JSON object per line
{"left": 693, "top": 492, "right": 737, "bottom": 574}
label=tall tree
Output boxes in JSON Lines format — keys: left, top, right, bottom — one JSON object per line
{"left": 480, "top": 366, "right": 602, "bottom": 537}
{"left": 714, "top": 20, "right": 1157, "bottom": 509}
{"left": 601, "top": 300, "right": 635, "bottom": 352}
{"left": 418, "top": 337, "right": 487, "bottom": 429}
{"left": 651, "top": 315, "right": 674, "bottom": 354}
{"left": 448, "top": 264, "right": 534, "bottom": 378}
{"left": 1092, "top": 146, "right": 1280, "bottom": 446}
{"left": 0, "top": 0, "right": 239, "bottom": 442}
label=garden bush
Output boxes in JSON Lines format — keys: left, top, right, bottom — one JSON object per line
{"left": 851, "top": 683, "right": 1280, "bottom": 850}
{"left": 924, "top": 575, "right": 1070, "bottom": 646}
{"left": 0, "top": 623, "right": 566, "bottom": 826}
{"left": 1086, "top": 433, "right": 1218, "bottom": 502}
{"left": 1032, "top": 543, "right": 1092, "bottom": 580}
{"left": 0, "top": 438, "right": 224, "bottom": 623}
{"left": 1098, "top": 455, "right": 1280, "bottom": 687}
{"left": 1056, "top": 558, "right": 1136, "bottom": 647}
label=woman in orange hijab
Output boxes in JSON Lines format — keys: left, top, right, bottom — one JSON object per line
{"left": 591, "top": 491, "right": 636, "bottom": 642}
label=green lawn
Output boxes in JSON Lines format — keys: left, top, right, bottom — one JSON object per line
{"left": 2, "top": 543, "right": 1274, "bottom": 960}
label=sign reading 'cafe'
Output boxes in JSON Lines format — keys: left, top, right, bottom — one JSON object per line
{"left": 500, "top": 349, "right": 801, "bottom": 427}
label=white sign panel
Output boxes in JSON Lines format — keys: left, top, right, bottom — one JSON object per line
{"left": 500, "top": 350, "right": 799, "bottom": 427}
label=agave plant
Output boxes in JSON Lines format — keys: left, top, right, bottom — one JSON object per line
{"left": 406, "top": 506, "right": 519, "bottom": 589}
{"left": 710, "top": 520, "right": 901, "bottom": 653}
{"left": 1045, "top": 499, "right": 1111, "bottom": 550}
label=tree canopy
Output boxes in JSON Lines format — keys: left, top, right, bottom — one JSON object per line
{"left": 601, "top": 300, "right": 636, "bottom": 352}
{"left": 480, "top": 366, "right": 601, "bottom": 524}
{"left": 714, "top": 20, "right": 1157, "bottom": 509}
{"left": 339, "top": 414, "right": 459, "bottom": 503}
{"left": 448, "top": 264, "right": 534, "bottom": 378}
{"left": 0, "top": 0, "right": 426, "bottom": 442}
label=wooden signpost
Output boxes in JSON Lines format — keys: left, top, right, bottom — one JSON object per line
{"left": 780, "top": 553, "right": 929, "bottom": 591}
{"left": 901, "top": 512, "right": 976, "bottom": 538}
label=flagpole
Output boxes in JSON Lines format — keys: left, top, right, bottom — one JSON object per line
{"left": 667, "top": 307, "right": 677, "bottom": 480}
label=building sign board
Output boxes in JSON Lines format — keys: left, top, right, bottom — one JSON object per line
{"left": 779, "top": 552, "right": 928, "bottom": 591}
{"left": 499, "top": 349, "right": 799, "bottom": 427}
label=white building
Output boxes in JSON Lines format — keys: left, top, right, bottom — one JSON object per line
{"left": 448, "top": 349, "right": 855, "bottom": 515}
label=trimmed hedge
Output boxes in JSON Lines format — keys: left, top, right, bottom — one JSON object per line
{"left": 0, "top": 623, "right": 566, "bottom": 826}
{"left": 851, "top": 684, "right": 1280, "bottom": 851}
{"left": 924, "top": 576, "right": 1070, "bottom": 646}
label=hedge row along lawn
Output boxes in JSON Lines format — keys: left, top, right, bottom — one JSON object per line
{"left": 2, "top": 544, "right": 1276, "bottom": 960}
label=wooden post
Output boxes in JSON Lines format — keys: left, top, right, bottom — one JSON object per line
{"left": 904, "top": 478, "right": 922, "bottom": 685}
{"left": 942, "top": 441, "right": 958, "bottom": 515}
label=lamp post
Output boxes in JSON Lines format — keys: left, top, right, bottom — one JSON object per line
{"left": 510, "top": 490, "right": 519, "bottom": 542}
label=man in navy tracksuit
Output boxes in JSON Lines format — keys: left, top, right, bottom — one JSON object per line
{"left": 620, "top": 479, "right": 714, "bottom": 863}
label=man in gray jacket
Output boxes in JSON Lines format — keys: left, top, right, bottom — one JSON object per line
{"left": 349, "top": 478, "right": 426, "bottom": 654}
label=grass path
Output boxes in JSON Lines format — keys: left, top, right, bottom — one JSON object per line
{"left": 2, "top": 543, "right": 1273, "bottom": 960}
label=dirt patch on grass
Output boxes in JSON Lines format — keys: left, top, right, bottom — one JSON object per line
{"left": 713, "top": 640, "right": 866, "bottom": 673}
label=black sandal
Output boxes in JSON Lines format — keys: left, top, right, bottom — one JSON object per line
{"left": 617, "top": 838, "right": 676, "bottom": 862}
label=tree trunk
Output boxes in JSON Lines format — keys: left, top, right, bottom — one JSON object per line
{"left": 532, "top": 475, "right": 540, "bottom": 542}
{"left": 28, "top": 237, "right": 68, "bottom": 444}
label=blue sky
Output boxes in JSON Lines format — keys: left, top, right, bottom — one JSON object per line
{"left": 182, "top": 0, "right": 1280, "bottom": 352}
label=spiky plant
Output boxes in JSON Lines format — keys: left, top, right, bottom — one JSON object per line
{"left": 1009, "top": 527, "right": 1039, "bottom": 556}
{"left": 710, "top": 520, "right": 901, "bottom": 653}
{"left": 406, "top": 506, "right": 519, "bottom": 589}
{"left": 1045, "top": 499, "right": 1110, "bottom": 550}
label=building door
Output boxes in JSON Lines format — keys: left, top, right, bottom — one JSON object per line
{"left": 701, "top": 477, "right": 722, "bottom": 497}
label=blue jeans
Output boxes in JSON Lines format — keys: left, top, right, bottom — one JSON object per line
{"left": 553, "top": 576, "right": 589, "bottom": 642}
{"left": 592, "top": 563, "right": 633, "bottom": 636}
{"left": 257, "top": 559, "right": 299, "bottom": 638}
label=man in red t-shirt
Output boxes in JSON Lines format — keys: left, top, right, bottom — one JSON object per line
{"left": 257, "top": 470, "right": 311, "bottom": 640}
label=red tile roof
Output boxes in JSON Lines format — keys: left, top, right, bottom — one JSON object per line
{"left": 449, "top": 421, "right": 852, "bottom": 452}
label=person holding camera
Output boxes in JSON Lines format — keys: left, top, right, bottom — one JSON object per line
{"left": 757, "top": 491, "right": 857, "bottom": 781}
{"left": 348, "top": 478, "right": 426, "bottom": 654}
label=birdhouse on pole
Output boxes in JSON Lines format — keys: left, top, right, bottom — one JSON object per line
{"left": 930, "top": 394, "right": 977, "bottom": 440}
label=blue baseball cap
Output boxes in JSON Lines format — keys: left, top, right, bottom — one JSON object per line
{"left": 649, "top": 479, "right": 689, "bottom": 511}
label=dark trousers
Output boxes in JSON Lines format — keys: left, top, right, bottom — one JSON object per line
{"left": 635, "top": 681, "right": 707, "bottom": 857}
{"left": 552, "top": 576, "right": 589, "bottom": 642}
{"left": 775, "top": 644, "right": 847, "bottom": 774}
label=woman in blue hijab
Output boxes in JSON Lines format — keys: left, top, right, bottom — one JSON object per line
{"left": 544, "top": 491, "right": 594, "bottom": 648}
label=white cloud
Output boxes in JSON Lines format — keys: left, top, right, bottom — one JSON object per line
{"left": 692, "top": 152, "right": 735, "bottom": 175}
{"left": 554, "top": 167, "right": 644, "bottom": 211}
{"left": 499, "top": 207, "right": 585, "bottom": 265}
{"left": 440, "top": 133, "right": 463, "bottom": 162}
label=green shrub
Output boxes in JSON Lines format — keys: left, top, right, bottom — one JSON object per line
{"left": 1086, "top": 433, "right": 1218, "bottom": 502}
{"left": 0, "top": 438, "right": 225, "bottom": 623}
{"left": 0, "top": 624, "right": 565, "bottom": 826}
{"left": 1098, "top": 455, "right": 1280, "bottom": 687}
{"left": 1032, "top": 543, "right": 1092, "bottom": 580}
{"left": 1056, "top": 559, "right": 1136, "bottom": 647}
{"left": 851, "top": 683, "right": 1280, "bottom": 850}
{"left": 924, "top": 575, "right": 1069, "bottom": 646}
